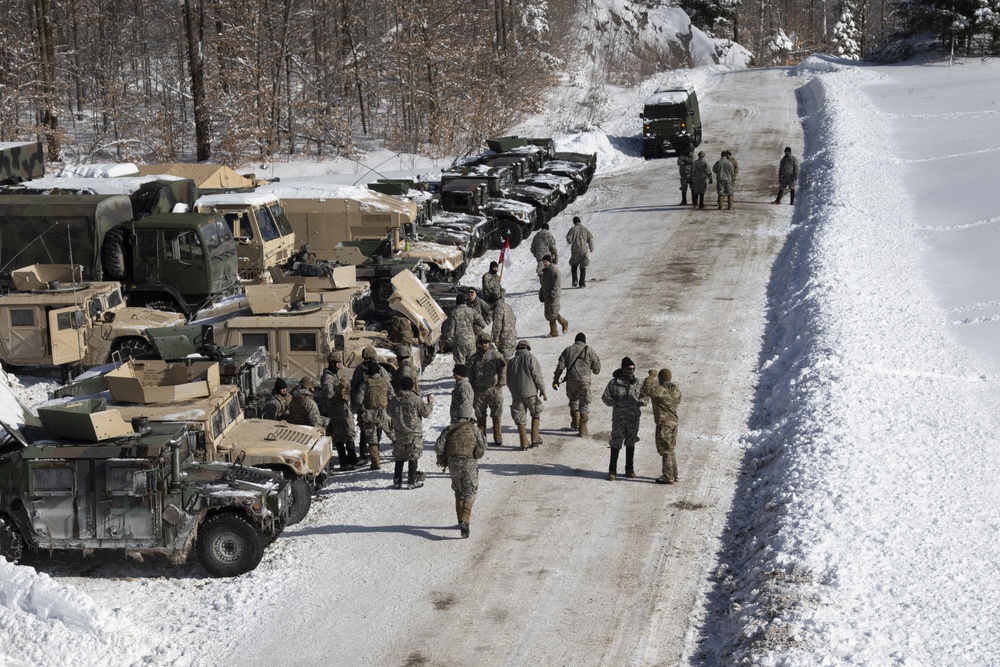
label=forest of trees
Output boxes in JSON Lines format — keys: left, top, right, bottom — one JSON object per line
{"left": 2, "top": 0, "right": 996, "bottom": 167}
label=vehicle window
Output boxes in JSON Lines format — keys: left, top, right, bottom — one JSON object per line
{"left": 200, "top": 220, "right": 234, "bottom": 254}
{"left": 211, "top": 408, "right": 225, "bottom": 439}
{"left": 644, "top": 104, "right": 687, "bottom": 120}
{"left": 225, "top": 396, "right": 241, "bottom": 423}
{"left": 165, "top": 230, "right": 203, "bottom": 260}
{"left": 108, "top": 465, "right": 147, "bottom": 496}
{"left": 88, "top": 297, "right": 102, "bottom": 320}
{"left": 270, "top": 203, "right": 294, "bottom": 236}
{"left": 242, "top": 332, "right": 269, "bottom": 350}
{"left": 56, "top": 311, "right": 77, "bottom": 330}
{"left": 255, "top": 208, "right": 281, "bottom": 242}
{"left": 9, "top": 309, "right": 35, "bottom": 327}
{"left": 289, "top": 332, "right": 317, "bottom": 352}
{"left": 107, "top": 290, "right": 123, "bottom": 308}
{"left": 223, "top": 212, "right": 243, "bottom": 239}
{"left": 31, "top": 465, "right": 74, "bottom": 496}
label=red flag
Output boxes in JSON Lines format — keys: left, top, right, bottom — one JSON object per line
{"left": 498, "top": 237, "right": 511, "bottom": 279}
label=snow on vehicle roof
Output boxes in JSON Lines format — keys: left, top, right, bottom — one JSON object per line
{"left": 16, "top": 174, "right": 183, "bottom": 194}
{"left": 195, "top": 192, "right": 280, "bottom": 207}
{"left": 257, "top": 181, "right": 395, "bottom": 211}
{"left": 644, "top": 88, "right": 692, "bottom": 106}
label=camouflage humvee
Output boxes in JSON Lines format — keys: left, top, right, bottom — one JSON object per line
{"left": 0, "top": 399, "right": 290, "bottom": 577}
{"left": 0, "top": 141, "right": 44, "bottom": 184}
{"left": 0, "top": 265, "right": 185, "bottom": 377}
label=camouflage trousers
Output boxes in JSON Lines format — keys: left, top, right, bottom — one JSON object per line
{"left": 544, "top": 299, "right": 561, "bottom": 321}
{"left": 326, "top": 404, "right": 356, "bottom": 442}
{"left": 393, "top": 432, "right": 424, "bottom": 461}
{"left": 680, "top": 173, "right": 691, "bottom": 189}
{"left": 360, "top": 408, "right": 394, "bottom": 447}
{"left": 510, "top": 395, "right": 544, "bottom": 425}
{"left": 565, "top": 380, "right": 593, "bottom": 414}
{"left": 452, "top": 339, "right": 476, "bottom": 365}
{"left": 716, "top": 179, "right": 733, "bottom": 197}
{"left": 609, "top": 410, "right": 641, "bottom": 449}
{"left": 656, "top": 422, "right": 678, "bottom": 481}
{"left": 448, "top": 458, "right": 479, "bottom": 502}
{"left": 473, "top": 386, "right": 505, "bottom": 421}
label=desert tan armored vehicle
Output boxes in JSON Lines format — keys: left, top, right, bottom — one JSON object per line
{"left": 95, "top": 358, "right": 333, "bottom": 525}
{"left": 193, "top": 193, "right": 297, "bottom": 283}
{"left": 0, "top": 265, "right": 184, "bottom": 376}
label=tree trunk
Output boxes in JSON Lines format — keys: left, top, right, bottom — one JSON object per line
{"left": 183, "top": 0, "right": 211, "bottom": 161}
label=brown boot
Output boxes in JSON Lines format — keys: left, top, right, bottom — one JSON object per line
{"left": 558, "top": 315, "right": 569, "bottom": 334}
{"left": 459, "top": 501, "right": 473, "bottom": 538}
{"left": 570, "top": 410, "right": 579, "bottom": 431}
{"left": 530, "top": 417, "right": 542, "bottom": 447}
{"left": 477, "top": 415, "right": 487, "bottom": 437}
{"left": 491, "top": 415, "right": 503, "bottom": 446}
{"left": 517, "top": 423, "right": 530, "bottom": 450}
{"left": 546, "top": 319, "right": 559, "bottom": 338}
{"left": 717, "top": 195, "right": 724, "bottom": 210}
{"left": 578, "top": 413, "right": 589, "bottom": 436}
{"left": 368, "top": 444, "right": 381, "bottom": 470}
{"left": 727, "top": 195, "right": 733, "bottom": 210}
{"left": 456, "top": 498, "right": 464, "bottom": 524}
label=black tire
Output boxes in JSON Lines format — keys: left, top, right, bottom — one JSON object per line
{"left": 422, "top": 343, "right": 436, "bottom": 366}
{"left": 0, "top": 516, "right": 26, "bottom": 563}
{"left": 111, "top": 336, "right": 153, "bottom": 362}
{"left": 196, "top": 513, "right": 265, "bottom": 577}
{"left": 492, "top": 220, "right": 523, "bottom": 250}
{"left": 286, "top": 476, "right": 312, "bottom": 526}
{"left": 101, "top": 226, "right": 128, "bottom": 281}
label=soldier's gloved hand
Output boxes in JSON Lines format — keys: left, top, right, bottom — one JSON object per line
{"left": 552, "top": 381, "right": 560, "bottom": 391}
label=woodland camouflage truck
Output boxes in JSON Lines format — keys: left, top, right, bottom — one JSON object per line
{"left": 0, "top": 400, "right": 291, "bottom": 577}
{"left": 640, "top": 86, "right": 702, "bottom": 159}
{"left": 0, "top": 142, "right": 44, "bottom": 184}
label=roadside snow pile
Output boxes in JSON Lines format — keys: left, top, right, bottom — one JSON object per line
{"left": 0, "top": 559, "right": 155, "bottom": 666}
{"left": 708, "top": 57, "right": 1000, "bottom": 664}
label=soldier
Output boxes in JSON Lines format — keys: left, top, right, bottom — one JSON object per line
{"left": 690, "top": 150, "right": 712, "bottom": 210}
{"left": 351, "top": 346, "right": 391, "bottom": 465}
{"left": 387, "top": 313, "right": 417, "bottom": 347}
{"left": 287, "top": 376, "right": 329, "bottom": 429}
{"left": 773, "top": 146, "right": 800, "bottom": 205}
{"left": 677, "top": 144, "right": 694, "bottom": 205}
{"left": 600, "top": 357, "right": 649, "bottom": 481}
{"left": 468, "top": 333, "right": 507, "bottom": 446}
{"left": 712, "top": 151, "right": 736, "bottom": 210}
{"left": 464, "top": 286, "right": 491, "bottom": 327}
{"left": 530, "top": 222, "right": 558, "bottom": 274}
{"left": 641, "top": 368, "right": 683, "bottom": 485}
{"left": 321, "top": 351, "right": 358, "bottom": 470}
{"left": 540, "top": 255, "right": 568, "bottom": 338}
{"left": 565, "top": 216, "right": 594, "bottom": 288}
{"left": 507, "top": 339, "right": 547, "bottom": 449}
{"left": 441, "top": 293, "right": 487, "bottom": 365}
{"left": 356, "top": 360, "right": 395, "bottom": 470}
{"left": 435, "top": 411, "right": 487, "bottom": 539}
{"left": 491, "top": 293, "right": 518, "bottom": 361}
{"left": 393, "top": 344, "right": 420, "bottom": 393}
{"left": 481, "top": 261, "right": 505, "bottom": 304}
{"left": 552, "top": 332, "right": 601, "bottom": 437}
{"left": 450, "top": 364, "right": 475, "bottom": 424}
{"left": 263, "top": 377, "right": 291, "bottom": 420}
{"left": 388, "top": 375, "right": 434, "bottom": 489}
{"left": 725, "top": 149, "right": 740, "bottom": 194}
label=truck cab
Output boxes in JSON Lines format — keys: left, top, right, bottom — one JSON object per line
{"left": 640, "top": 86, "right": 702, "bottom": 159}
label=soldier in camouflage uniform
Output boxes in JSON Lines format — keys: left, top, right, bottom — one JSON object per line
{"left": 565, "top": 216, "right": 594, "bottom": 288}
{"left": 387, "top": 313, "right": 417, "bottom": 347}
{"left": 464, "top": 286, "right": 491, "bottom": 328}
{"left": 389, "top": 375, "right": 434, "bottom": 489}
{"left": 677, "top": 144, "right": 694, "bottom": 205}
{"left": 468, "top": 333, "right": 507, "bottom": 446}
{"left": 481, "top": 261, "right": 505, "bottom": 304}
{"left": 393, "top": 345, "right": 420, "bottom": 393}
{"left": 507, "top": 340, "right": 547, "bottom": 449}
{"left": 540, "top": 256, "right": 568, "bottom": 338}
{"left": 601, "top": 357, "right": 649, "bottom": 481}
{"left": 491, "top": 293, "right": 518, "bottom": 361}
{"left": 287, "top": 376, "right": 329, "bottom": 429}
{"left": 351, "top": 346, "right": 391, "bottom": 465}
{"left": 450, "top": 364, "right": 475, "bottom": 424}
{"left": 263, "top": 378, "right": 291, "bottom": 420}
{"left": 441, "top": 295, "right": 487, "bottom": 364}
{"left": 530, "top": 222, "right": 558, "bottom": 274}
{"left": 356, "top": 360, "right": 396, "bottom": 470}
{"left": 641, "top": 368, "right": 682, "bottom": 485}
{"left": 321, "top": 351, "right": 358, "bottom": 470}
{"left": 435, "top": 413, "right": 487, "bottom": 539}
{"left": 712, "top": 151, "right": 736, "bottom": 210}
{"left": 552, "top": 332, "right": 601, "bottom": 437}
{"left": 773, "top": 147, "right": 800, "bottom": 205}
{"left": 690, "top": 150, "right": 712, "bottom": 210}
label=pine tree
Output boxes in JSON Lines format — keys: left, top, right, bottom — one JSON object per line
{"left": 832, "top": 0, "right": 863, "bottom": 58}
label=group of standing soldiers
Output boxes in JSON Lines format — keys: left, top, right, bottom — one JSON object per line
{"left": 677, "top": 143, "right": 800, "bottom": 210}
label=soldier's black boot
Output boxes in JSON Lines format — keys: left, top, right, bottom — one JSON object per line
{"left": 608, "top": 448, "right": 620, "bottom": 481}
{"left": 408, "top": 460, "right": 424, "bottom": 489}
{"left": 336, "top": 443, "right": 354, "bottom": 471}
{"left": 790, "top": 191, "right": 795, "bottom": 205}
{"left": 625, "top": 446, "right": 636, "bottom": 479}
{"left": 699, "top": 194, "right": 705, "bottom": 209}
{"left": 680, "top": 187, "right": 688, "bottom": 205}
{"left": 579, "top": 266, "right": 587, "bottom": 287}
{"left": 571, "top": 265, "right": 578, "bottom": 287}
{"left": 393, "top": 460, "right": 404, "bottom": 489}
{"left": 345, "top": 441, "right": 359, "bottom": 467}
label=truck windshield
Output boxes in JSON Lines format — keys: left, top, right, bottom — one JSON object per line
{"left": 644, "top": 104, "right": 687, "bottom": 120}
{"left": 254, "top": 207, "right": 282, "bottom": 242}
{"left": 269, "top": 203, "right": 294, "bottom": 237}
{"left": 199, "top": 220, "right": 236, "bottom": 254}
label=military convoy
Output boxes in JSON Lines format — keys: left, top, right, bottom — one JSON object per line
{"left": 640, "top": 86, "right": 702, "bottom": 159}
{"left": 0, "top": 399, "right": 291, "bottom": 576}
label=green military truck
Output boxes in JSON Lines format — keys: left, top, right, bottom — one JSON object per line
{"left": 0, "top": 399, "right": 291, "bottom": 577}
{"left": 640, "top": 86, "right": 702, "bottom": 159}
{"left": 0, "top": 142, "right": 44, "bottom": 184}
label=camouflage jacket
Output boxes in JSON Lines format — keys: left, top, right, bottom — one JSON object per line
{"left": 442, "top": 303, "right": 487, "bottom": 347}
{"left": 435, "top": 420, "right": 486, "bottom": 466}
{"left": 468, "top": 347, "right": 506, "bottom": 392}
{"left": 388, "top": 314, "right": 416, "bottom": 345}
{"left": 358, "top": 374, "right": 395, "bottom": 410}
{"left": 712, "top": 158, "right": 735, "bottom": 183}
{"left": 481, "top": 271, "right": 505, "bottom": 303}
{"left": 691, "top": 157, "right": 712, "bottom": 189}
{"left": 539, "top": 263, "right": 561, "bottom": 304}
{"left": 491, "top": 299, "right": 518, "bottom": 351}
{"left": 601, "top": 370, "right": 649, "bottom": 416}
{"left": 530, "top": 229, "right": 558, "bottom": 262}
{"left": 450, "top": 377, "right": 475, "bottom": 422}
{"left": 677, "top": 153, "right": 694, "bottom": 178}
{"left": 288, "top": 390, "right": 329, "bottom": 428}
{"left": 565, "top": 224, "right": 594, "bottom": 266}
{"left": 263, "top": 392, "right": 291, "bottom": 420}
{"left": 779, "top": 154, "right": 800, "bottom": 186}
{"left": 726, "top": 154, "right": 740, "bottom": 179}
{"left": 389, "top": 390, "right": 432, "bottom": 436}
{"left": 466, "top": 295, "right": 492, "bottom": 326}
{"left": 553, "top": 342, "right": 601, "bottom": 384}
{"left": 393, "top": 358, "right": 420, "bottom": 393}
{"left": 641, "top": 374, "right": 682, "bottom": 427}
{"left": 351, "top": 363, "right": 391, "bottom": 406}
{"left": 507, "top": 348, "right": 545, "bottom": 400}
{"left": 321, "top": 366, "right": 352, "bottom": 409}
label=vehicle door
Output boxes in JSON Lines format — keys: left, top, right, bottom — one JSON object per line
{"left": 48, "top": 305, "right": 87, "bottom": 365}
{"left": 96, "top": 460, "right": 158, "bottom": 542}
{"left": 282, "top": 328, "right": 324, "bottom": 380}
{"left": 26, "top": 459, "right": 86, "bottom": 544}
{"left": 1, "top": 306, "right": 48, "bottom": 364}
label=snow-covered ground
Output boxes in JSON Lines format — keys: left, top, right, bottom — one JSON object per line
{"left": 4, "top": 20, "right": 1000, "bottom": 667}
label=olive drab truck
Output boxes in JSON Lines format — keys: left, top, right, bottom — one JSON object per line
{"left": 6, "top": 174, "right": 200, "bottom": 220}
{"left": 640, "top": 86, "right": 702, "bottom": 159}
{"left": 87, "top": 357, "right": 333, "bottom": 525}
{"left": 0, "top": 264, "right": 185, "bottom": 377}
{"left": 438, "top": 165, "right": 537, "bottom": 249}
{"left": 0, "top": 141, "right": 44, "bottom": 184}
{"left": 0, "top": 399, "right": 291, "bottom": 577}
{"left": 193, "top": 192, "right": 297, "bottom": 283}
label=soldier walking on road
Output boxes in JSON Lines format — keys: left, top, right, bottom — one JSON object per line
{"left": 540, "top": 256, "right": 568, "bottom": 338}
{"left": 601, "top": 357, "right": 649, "bottom": 480}
{"left": 481, "top": 261, "right": 505, "bottom": 304}
{"left": 287, "top": 376, "right": 329, "bottom": 430}
{"left": 450, "top": 364, "right": 475, "bottom": 424}
{"left": 491, "top": 293, "right": 518, "bottom": 361}
{"left": 677, "top": 145, "right": 694, "bottom": 205}
{"left": 552, "top": 333, "right": 601, "bottom": 437}
{"left": 507, "top": 340, "right": 547, "bottom": 449}
{"left": 388, "top": 376, "right": 434, "bottom": 489}
{"left": 712, "top": 151, "right": 736, "bottom": 210}
{"left": 464, "top": 286, "right": 491, "bottom": 327}
{"left": 263, "top": 377, "right": 291, "bottom": 420}
{"left": 356, "top": 360, "right": 395, "bottom": 470}
{"left": 468, "top": 333, "right": 507, "bottom": 446}
{"left": 435, "top": 413, "right": 487, "bottom": 539}
{"left": 773, "top": 147, "right": 800, "bottom": 205}
{"left": 441, "top": 292, "right": 488, "bottom": 364}
{"left": 321, "top": 351, "right": 358, "bottom": 470}
{"left": 351, "top": 347, "right": 390, "bottom": 466}
{"left": 725, "top": 150, "right": 740, "bottom": 196}
{"left": 690, "top": 150, "right": 712, "bottom": 209}
{"left": 641, "top": 368, "right": 683, "bottom": 485}
{"left": 530, "top": 222, "right": 558, "bottom": 274}
{"left": 565, "top": 216, "right": 594, "bottom": 288}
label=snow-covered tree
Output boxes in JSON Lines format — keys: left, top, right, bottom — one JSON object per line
{"left": 764, "top": 28, "right": 795, "bottom": 64}
{"left": 832, "top": 0, "right": 864, "bottom": 58}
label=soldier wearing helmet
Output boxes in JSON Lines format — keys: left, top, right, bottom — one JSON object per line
{"left": 506, "top": 340, "right": 547, "bottom": 449}
{"left": 321, "top": 349, "right": 357, "bottom": 470}
{"left": 467, "top": 332, "right": 507, "bottom": 446}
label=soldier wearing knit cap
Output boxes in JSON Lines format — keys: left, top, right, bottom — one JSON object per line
{"left": 642, "top": 367, "right": 683, "bottom": 484}
{"left": 553, "top": 332, "right": 601, "bottom": 436}
{"left": 450, "top": 364, "right": 475, "bottom": 423}
{"left": 264, "top": 377, "right": 291, "bottom": 420}
{"left": 600, "top": 356, "right": 649, "bottom": 480}
{"left": 482, "top": 261, "right": 505, "bottom": 304}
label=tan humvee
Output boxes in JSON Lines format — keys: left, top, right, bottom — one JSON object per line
{"left": 103, "top": 358, "right": 333, "bottom": 525}
{"left": 0, "top": 264, "right": 184, "bottom": 374}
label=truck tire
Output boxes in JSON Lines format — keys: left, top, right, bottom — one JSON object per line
{"left": 286, "top": 476, "right": 312, "bottom": 526}
{"left": 492, "top": 220, "right": 523, "bottom": 250}
{"left": 196, "top": 513, "right": 265, "bottom": 577}
{"left": 101, "top": 226, "right": 128, "bottom": 281}
{"left": 111, "top": 336, "right": 153, "bottom": 362}
{"left": 0, "top": 516, "right": 26, "bottom": 563}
